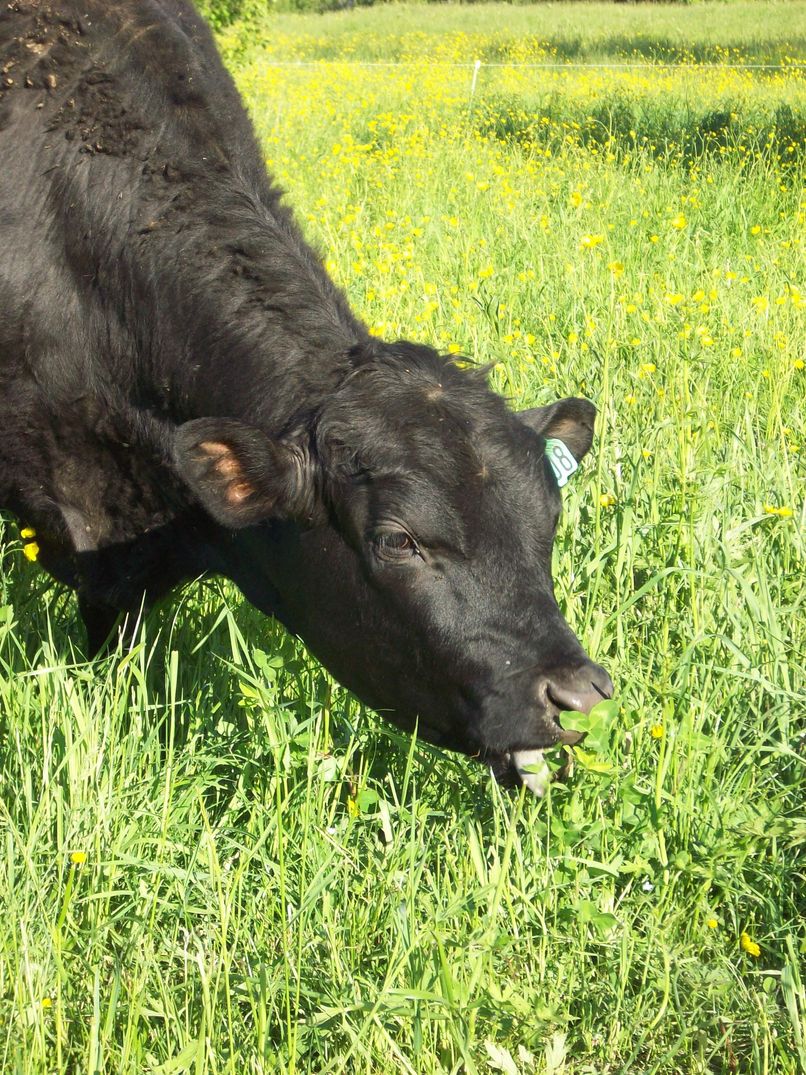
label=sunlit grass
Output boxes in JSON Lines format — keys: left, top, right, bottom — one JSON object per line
{"left": 1, "top": 4, "right": 804, "bottom": 1073}
{"left": 221, "top": 1, "right": 806, "bottom": 66}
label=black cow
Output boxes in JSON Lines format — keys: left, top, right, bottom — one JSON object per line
{"left": 0, "top": 0, "right": 612, "bottom": 793}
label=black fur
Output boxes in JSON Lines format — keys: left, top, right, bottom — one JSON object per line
{"left": 0, "top": 1, "right": 611, "bottom": 782}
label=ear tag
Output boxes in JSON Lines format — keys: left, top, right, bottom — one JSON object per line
{"left": 545, "top": 438, "right": 579, "bottom": 488}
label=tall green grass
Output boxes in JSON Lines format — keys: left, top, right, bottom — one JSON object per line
{"left": 1, "top": 4, "right": 804, "bottom": 1072}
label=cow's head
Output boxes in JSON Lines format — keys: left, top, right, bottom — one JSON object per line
{"left": 173, "top": 341, "right": 612, "bottom": 790}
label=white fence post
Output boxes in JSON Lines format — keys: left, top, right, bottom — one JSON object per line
{"left": 468, "top": 58, "right": 482, "bottom": 114}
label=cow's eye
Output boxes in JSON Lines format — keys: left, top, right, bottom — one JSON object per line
{"left": 372, "top": 530, "right": 418, "bottom": 561}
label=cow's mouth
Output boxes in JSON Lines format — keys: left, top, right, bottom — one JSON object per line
{"left": 505, "top": 731, "right": 581, "bottom": 796}
{"left": 486, "top": 710, "right": 585, "bottom": 796}
{"left": 509, "top": 749, "right": 552, "bottom": 796}
{"left": 531, "top": 706, "right": 586, "bottom": 749}
{"left": 554, "top": 720, "right": 584, "bottom": 746}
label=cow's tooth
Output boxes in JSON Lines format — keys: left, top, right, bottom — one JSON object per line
{"left": 512, "top": 749, "right": 551, "bottom": 797}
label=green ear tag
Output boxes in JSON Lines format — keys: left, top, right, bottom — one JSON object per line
{"left": 545, "top": 438, "right": 579, "bottom": 488}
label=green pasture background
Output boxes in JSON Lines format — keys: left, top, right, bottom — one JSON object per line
{"left": 198, "top": 0, "right": 806, "bottom": 26}
{"left": 1, "top": 3, "right": 804, "bottom": 1073}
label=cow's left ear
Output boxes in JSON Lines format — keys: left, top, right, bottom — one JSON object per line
{"left": 173, "top": 418, "right": 320, "bottom": 529}
{"left": 518, "top": 398, "right": 597, "bottom": 462}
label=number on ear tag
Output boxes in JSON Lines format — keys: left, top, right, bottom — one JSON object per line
{"left": 545, "top": 438, "right": 579, "bottom": 488}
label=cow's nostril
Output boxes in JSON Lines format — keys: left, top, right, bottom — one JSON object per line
{"left": 534, "top": 675, "right": 551, "bottom": 711}
{"left": 592, "top": 667, "right": 615, "bottom": 702}
{"left": 545, "top": 682, "right": 569, "bottom": 715}
{"left": 541, "top": 661, "right": 613, "bottom": 717}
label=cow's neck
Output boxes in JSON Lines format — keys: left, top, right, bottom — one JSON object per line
{"left": 131, "top": 176, "right": 369, "bottom": 433}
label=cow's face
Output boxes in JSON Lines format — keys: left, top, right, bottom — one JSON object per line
{"left": 174, "top": 343, "right": 612, "bottom": 789}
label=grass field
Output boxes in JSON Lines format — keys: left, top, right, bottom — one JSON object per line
{"left": 1, "top": 3, "right": 805, "bottom": 1073}
{"left": 217, "top": 0, "right": 806, "bottom": 63}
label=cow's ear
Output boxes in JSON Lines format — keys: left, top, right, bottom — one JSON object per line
{"left": 173, "top": 418, "right": 319, "bottom": 529}
{"left": 518, "top": 398, "right": 597, "bottom": 462}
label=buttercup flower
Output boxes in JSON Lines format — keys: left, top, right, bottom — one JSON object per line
{"left": 740, "top": 931, "right": 760, "bottom": 957}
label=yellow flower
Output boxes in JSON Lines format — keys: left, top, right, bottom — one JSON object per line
{"left": 764, "top": 505, "right": 793, "bottom": 518}
{"left": 650, "top": 723, "right": 664, "bottom": 739}
{"left": 599, "top": 493, "right": 616, "bottom": 508}
{"left": 640, "top": 362, "right": 656, "bottom": 374}
{"left": 70, "top": 851, "right": 87, "bottom": 865}
{"left": 750, "top": 224, "right": 762, "bottom": 235}
{"left": 478, "top": 264, "right": 494, "bottom": 279}
{"left": 706, "top": 918, "right": 718, "bottom": 929}
{"left": 23, "top": 542, "right": 40, "bottom": 562}
{"left": 579, "top": 233, "right": 604, "bottom": 250}
{"left": 607, "top": 260, "right": 624, "bottom": 276}
{"left": 740, "top": 932, "right": 760, "bottom": 957}
{"left": 20, "top": 526, "right": 36, "bottom": 539}
{"left": 447, "top": 343, "right": 461, "bottom": 355}
{"left": 794, "top": 359, "right": 804, "bottom": 370}
{"left": 641, "top": 449, "right": 652, "bottom": 460}
{"left": 41, "top": 997, "right": 53, "bottom": 1009}
{"left": 670, "top": 213, "right": 687, "bottom": 230}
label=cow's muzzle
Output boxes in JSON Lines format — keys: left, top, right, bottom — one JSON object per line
{"left": 536, "top": 660, "right": 614, "bottom": 744}
{"left": 507, "top": 659, "right": 613, "bottom": 795}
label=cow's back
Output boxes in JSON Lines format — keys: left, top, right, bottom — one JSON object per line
{"left": 0, "top": 0, "right": 263, "bottom": 428}
{"left": 0, "top": 0, "right": 357, "bottom": 424}
{"left": 0, "top": 1, "right": 266, "bottom": 174}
